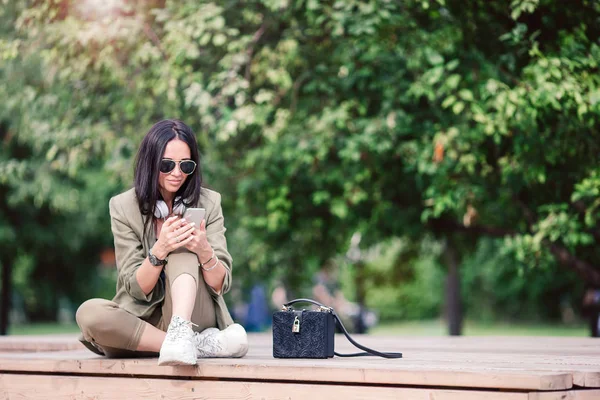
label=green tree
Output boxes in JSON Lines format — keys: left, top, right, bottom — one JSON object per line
{"left": 2, "top": 0, "right": 600, "bottom": 335}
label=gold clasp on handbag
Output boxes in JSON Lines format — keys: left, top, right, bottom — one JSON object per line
{"left": 292, "top": 316, "right": 300, "bottom": 333}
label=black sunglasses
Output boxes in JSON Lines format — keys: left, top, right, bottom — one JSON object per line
{"left": 160, "top": 159, "right": 197, "bottom": 175}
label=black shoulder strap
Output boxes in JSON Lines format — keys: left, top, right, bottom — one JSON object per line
{"left": 283, "top": 298, "right": 403, "bottom": 359}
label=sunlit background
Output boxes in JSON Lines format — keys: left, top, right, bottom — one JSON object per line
{"left": 1, "top": 0, "right": 600, "bottom": 338}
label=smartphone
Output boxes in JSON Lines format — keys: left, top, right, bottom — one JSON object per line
{"left": 183, "top": 207, "right": 206, "bottom": 226}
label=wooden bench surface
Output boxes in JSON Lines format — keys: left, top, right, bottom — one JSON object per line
{"left": 0, "top": 333, "right": 82, "bottom": 352}
{"left": 2, "top": 334, "right": 600, "bottom": 399}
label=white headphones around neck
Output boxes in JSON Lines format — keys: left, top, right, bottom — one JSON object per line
{"left": 154, "top": 196, "right": 186, "bottom": 219}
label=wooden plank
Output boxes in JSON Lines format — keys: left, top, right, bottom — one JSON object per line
{"left": 3, "top": 334, "right": 600, "bottom": 354}
{"left": 529, "top": 390, "right": 600, "bottom": 400}
{"left": 3, "top": 334, "right": 600, "bottom": 390}
{"left": 6, "top": 334, "right": 599, "bottom": 369}
{"left": 323, "top": 337, "right": 600, "bottom": 388}
{"left": 368, "top": 351, "right": 600, "bottom": 387}
{"left": 579, "top": 372, "right": 600, "bottom": 387}
{"left": 0, "top": 373, "right": 530, "bottom": 400}
{"left": 251, "top": 334, "right": 600, "bottom": 388}
{"left": 317, "top": 335, "right": 600, "bottom": 357}
{"left": 396, "top": 351, "right": 600, "bottom": 366}
{"left": 294, "top": 335, "right": 600, "bottom": 356}
{"left": 0, "top": 334, "right": 81, "bottom": 352}
{"left": 0, "top": 350, "right": 573, "bottom": 391}
{"left": 2, "top": 333, "right": 599, "bottom": 357}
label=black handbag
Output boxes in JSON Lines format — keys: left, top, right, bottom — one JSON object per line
{"left": 272, "top": 298, "right": 403, "bottom": 359}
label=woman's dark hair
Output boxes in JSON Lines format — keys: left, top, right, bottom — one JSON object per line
{"left": 134, "top": 119, "right": 202, "bottom": 239}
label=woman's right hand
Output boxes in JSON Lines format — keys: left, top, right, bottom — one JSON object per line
{"left": 152, "top": 216, "right": 196, "bottom": 260}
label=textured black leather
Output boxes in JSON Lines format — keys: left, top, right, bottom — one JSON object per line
{"left": 272, "top": 310, "right": 335, "bottom": 358}
{"left": 273, "top": 298, "right": 403, "bottom": 359}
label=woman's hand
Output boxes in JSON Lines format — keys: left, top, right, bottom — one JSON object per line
{"left": 152, "top": 216, "right": 196, "bottom": 260}
{"left": 185, "top": 219, "right": 214, "bottom": 264}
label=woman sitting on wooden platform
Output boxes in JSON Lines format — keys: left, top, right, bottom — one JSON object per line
{"left": 76, "top": 119, "right": 248, "bottom": 366}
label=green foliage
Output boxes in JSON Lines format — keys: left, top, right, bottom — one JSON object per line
{"left": 462, "top": 238, "right": 583, "bottom": 323}
{"left": 1, "top": 0, "right": 600, "bottom": 323}
{"left": 362, "top": 238, "right": 445, "bottom": 321}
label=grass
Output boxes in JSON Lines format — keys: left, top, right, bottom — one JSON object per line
{"left": 6, "top": 320, "right": 589, "bottom": 337}
{"left": 370, "top": 319, "right": 589, "bottom": 337}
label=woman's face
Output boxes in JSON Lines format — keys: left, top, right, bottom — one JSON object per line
{"left": 158, "top": 138, "right": 192, "bottom": 196}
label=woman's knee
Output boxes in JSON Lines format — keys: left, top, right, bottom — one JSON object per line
{"left": 165, "top": 252, "right": 199, "bottom": 283}
{"left": 77, "top": 299, "right": 146, "bottom": 351}
{"left": 76, "top": 299, "right": 119, "bottom": 336}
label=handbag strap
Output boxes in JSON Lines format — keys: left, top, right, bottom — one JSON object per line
{"left": 282, "top": 298, "right": 403, "bottom": 359}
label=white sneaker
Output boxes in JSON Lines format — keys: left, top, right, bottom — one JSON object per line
{"left": 158, "top": 315, "right": 197, "bottom": 366}
{"left": 194, "top": 323, "right": 249, "bottom": 358}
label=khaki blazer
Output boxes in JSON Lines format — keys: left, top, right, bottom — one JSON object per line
{"left": 109, "top": 187, "right": 234, "bottom": 329}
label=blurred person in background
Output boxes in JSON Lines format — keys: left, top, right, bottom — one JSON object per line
{"left": 312, "top": 262, "right": 378, "bottom": 334}
{"left": 269, "top": 258, "right": 378, "bottom": 333}
{"left": 583, "top": 287, "right": 600, "bottom": 337}
{"left": 76, "top": 119, "right": 248, "bottom": 366}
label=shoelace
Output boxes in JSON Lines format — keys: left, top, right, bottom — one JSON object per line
{"left": 166, "top": 316, "right": 198, "bottom": 341}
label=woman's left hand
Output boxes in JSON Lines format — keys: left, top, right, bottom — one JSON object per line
{"left": 185, "top": 219, "right": 214, "bottom": 264}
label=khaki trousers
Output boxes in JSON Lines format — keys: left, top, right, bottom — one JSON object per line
{"left": 76, "top": 252, "right": 216, "bottom": 358}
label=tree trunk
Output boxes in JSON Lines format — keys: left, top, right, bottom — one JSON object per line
{"left": 0, "top": 256, "right": 11, "bottom": 335}
{"left": 444, "top": 240, "right": 462, "bottom": 336}
{"left": 548, "top": 243, "right": 600, "bottom": 287}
